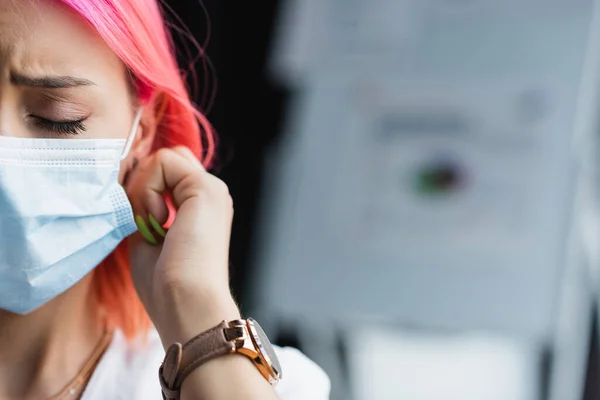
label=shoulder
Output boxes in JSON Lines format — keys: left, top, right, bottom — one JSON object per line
{"left": 84, "top": 329, "right": 330, "bottom": 400}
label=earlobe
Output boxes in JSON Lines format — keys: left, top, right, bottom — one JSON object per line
{"left": 135, "top": 106, "right": 159, "bottom": 158}
{"left": 121, "top": 108, "right": 144, "bottom": 161}
{"left": 123, "top": 97, "right": 162, "bottom": 176}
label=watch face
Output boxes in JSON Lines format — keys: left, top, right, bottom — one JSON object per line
{"left": 247, "top": 318, "right": 282, "bottom": 378}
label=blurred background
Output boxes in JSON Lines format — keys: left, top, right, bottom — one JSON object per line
{"left": 169, "top": 0, "right": 600, "bottom": 399}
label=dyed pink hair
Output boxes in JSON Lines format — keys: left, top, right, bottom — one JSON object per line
{"left": 56, "top": 0, "right": 216, "bottom": 339}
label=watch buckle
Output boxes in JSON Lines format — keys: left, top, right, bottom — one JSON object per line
{"left": 224, "top": 320, "right": 249, "bottom": 350}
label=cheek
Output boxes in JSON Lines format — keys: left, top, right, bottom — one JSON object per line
{"left": 84, "top": 84, "right": 136, "bottom": 140}
{"left": 83, "top": 110, "right": 133, "bottom": 140}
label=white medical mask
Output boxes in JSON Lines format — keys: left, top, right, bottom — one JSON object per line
{"left": 0, "top": 109, "right": 143, "bottom": 314}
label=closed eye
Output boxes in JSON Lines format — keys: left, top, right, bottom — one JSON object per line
{"left": 28, "top": 116, "right": 87, "bottom": 136}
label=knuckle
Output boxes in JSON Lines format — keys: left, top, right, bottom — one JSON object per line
{"left": 204, "top": 176, "right": 233, "bottom": 210}
{"left": 153, "top": 147, "right": 172, "bottom": 162}
{"left": 182, "top": 173, "right": 205, "bottom": 195}
{"left": 180, "top": 146, "right": 196, "bottom": 157}
{"left": 213, "top": 179, "right": 233, "bottom": 206}
{"left": 213, "top": 178, "right": 230, "bottom": 196}
{"left": 203, "top": 174, "right": 229, "bottom": 196}
{"left": 172, "top": 145, "right": 189, "bottom": 154}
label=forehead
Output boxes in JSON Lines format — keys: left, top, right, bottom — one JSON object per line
{"left": 0, "top": 0, "right": 125, "bottom": 86}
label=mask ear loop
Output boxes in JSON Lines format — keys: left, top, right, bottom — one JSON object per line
{"left": 120, "top": 108, "right": 144, "bottom": 161}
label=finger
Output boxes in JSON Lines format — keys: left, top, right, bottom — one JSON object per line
{"left": 171, "top": 145, "right": 204, "bottom": 169}
{"left": 129, "top": 148, "right": 209, "bottom": 220}
{"left": 125, "top": 156, "right": 170, "bottom": 226}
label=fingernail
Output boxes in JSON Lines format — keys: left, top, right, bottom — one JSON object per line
{"left": 148, "top": 214, "right": 167, "bottom": 238}
{"left": 135, "top": 215, "right": 158, "bottom": 245}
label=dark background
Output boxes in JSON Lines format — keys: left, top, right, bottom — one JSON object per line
{"left": 166, "top": 0, "right": 288, "bottom": 308}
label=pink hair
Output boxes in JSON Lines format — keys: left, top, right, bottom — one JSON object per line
{"left": 56, "top": 0, "right": 216, "bottom": 339}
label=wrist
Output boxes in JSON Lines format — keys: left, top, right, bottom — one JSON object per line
{"left": 154, "top": 285, "right": 241, "bottom": 347}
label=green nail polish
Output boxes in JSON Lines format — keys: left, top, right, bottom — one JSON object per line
{"left": 135, "top": 215, "right": 158, "bottom": 245}
{"left": 148, "top": 214, "right": 167, "bottom": 238}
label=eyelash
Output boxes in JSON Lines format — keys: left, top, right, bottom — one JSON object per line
{"left": 30, "top": 116, "right": 87, "bottom": 135}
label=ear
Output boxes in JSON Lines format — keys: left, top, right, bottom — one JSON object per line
{"left": 119, "top": 106, "right": 159, "bottom": 185}
{"left": 130, "top": 107, "right": 158, "bottom": 159}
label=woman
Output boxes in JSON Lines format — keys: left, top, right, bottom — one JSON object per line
{"left": 0, "top": 0, "right": 330, "bottom": 399}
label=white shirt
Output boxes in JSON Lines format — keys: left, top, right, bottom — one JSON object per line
{"left": 80, "top": 329, "right": 331, "bottom": 400}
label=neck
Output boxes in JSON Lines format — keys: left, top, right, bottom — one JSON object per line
{"left": 0, "top": 275, "right": 106, "bottom": 400}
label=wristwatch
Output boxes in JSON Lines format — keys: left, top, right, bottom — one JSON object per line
{"left": 159, "top": 318, "right": 282, "bottom": 399}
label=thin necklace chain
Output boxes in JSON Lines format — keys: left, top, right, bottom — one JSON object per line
{"left": 46, "top": 327, "right": 114, "bottom": 400}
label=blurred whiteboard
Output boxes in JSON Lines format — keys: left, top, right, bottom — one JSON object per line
{"left": 272, "top": 74, "right": 576, "bottom": 257}
{"left": 257, "top": 0, "right": 597, "bottom": 342}
{"left": 328, "top": 79, "right": 566, "bottom": 252}
{"left": 254, "top": 71, "right": 579, "bottom": 340}
{"left": 258, "top": 1, "right": 600, "bottom": 399}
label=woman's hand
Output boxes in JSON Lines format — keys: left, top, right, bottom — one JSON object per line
{"left": 125, "top": 146, "right": 240, "bottom": 346}
{"left": 125, "top": 148, "right": 279, "bottom": 400}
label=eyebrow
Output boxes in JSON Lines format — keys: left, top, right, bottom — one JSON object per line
{"left": 10, "top": 73, "right": 95, "bottom": 89}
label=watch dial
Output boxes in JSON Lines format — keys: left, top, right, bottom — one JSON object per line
{"left": 248, "top": 318, "right": 282, "bottom": 377}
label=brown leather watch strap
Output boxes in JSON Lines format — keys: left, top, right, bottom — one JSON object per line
{"left": 159, "top": 320, "right": 243, "bottom": 400}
